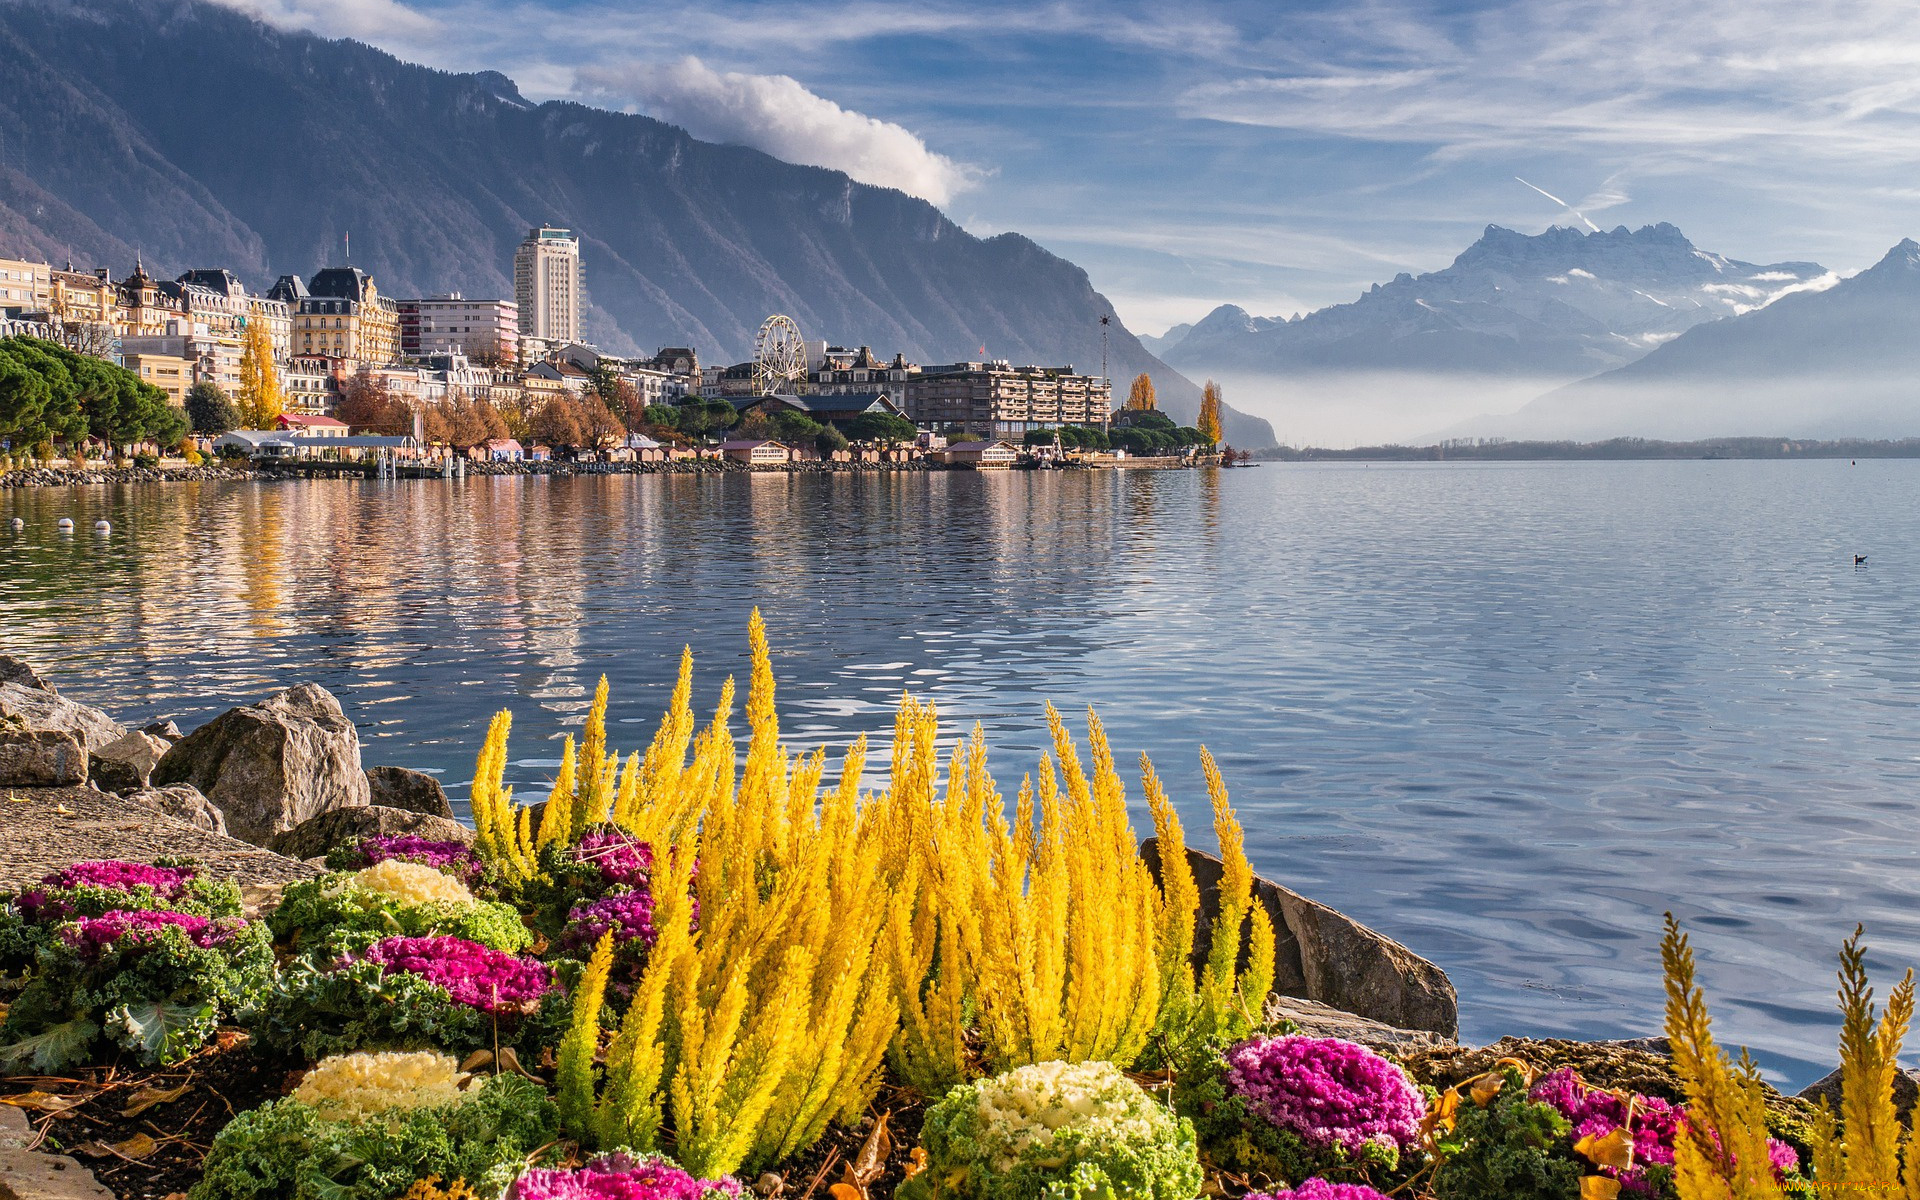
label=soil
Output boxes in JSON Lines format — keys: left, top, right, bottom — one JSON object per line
{"left": 766, "top": 1083, "right": 930, "bottom": 1199}
{"left": 0, "top": 1032, "right": 295, "bottom": 1200}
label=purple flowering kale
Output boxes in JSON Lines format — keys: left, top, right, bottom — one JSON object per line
{"left": 570, "top": 827, "right": 654, "bottom": 887}
{"left": 62, "top": 909, "right": 243, "bottom": 957}
{"left": 18, "top": 860, "right": 195, "bottom": 921}
{"left": 361, "top": 935, "right": 552, "bottom": 1013}
{"left": 507, "top": 1151, "right": 742, "bottom": 1200}
{"left": 336, "top": 835, "right": 485, "bottom": 886}
{"left": 1249, "top": 1181, "right": 1392, "bottom": 1200}
{"left": 562, "top": 891, "right": 658, "bottom": 954}
{"left": 1225, "top": 1036, "right": 1426, "bottom": 1156}
{"left": 1529, "top": 1067, "right": 1797, "bottom": 1191}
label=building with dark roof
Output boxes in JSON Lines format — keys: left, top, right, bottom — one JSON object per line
{"left": 292, "top": 267, "right": 399, "bottom": 366}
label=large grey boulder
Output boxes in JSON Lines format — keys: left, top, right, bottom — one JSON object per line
{"left": 0, "top": 655, "right": 51, "bottom": 691}
{"left": 1142, "top": 838, "right": 1459, "bottom": 1037}
{"left": 365, "top": 765, "right": 453, "bottom": 819}
{"left": 89, "top": 729, "right": 169, "bottom": 793}
{"left": 127, "top": 782, "right": 228, "bottom": 836}
{"left": 1265, "top": 995, "right": 1455, "bottom": 1053}
{"left": 151, "top": 683, "right": 370, "bottom": 846}
{"left": 141, "top": 719, "right": 184, "bottom": 743}
{"left": 0, "top": 730, "right": 88, "bottom": 787}
{"left": 0, "top": 681, "right": 126, "bottom": 752}
{"left": 266, "top": 804, "right": 472, "bottom": 862}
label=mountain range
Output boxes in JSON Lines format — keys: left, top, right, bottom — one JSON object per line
{"left": 1474, "top": 238, "right": 1920, "bottom": 441}
{"left": 0, "top": 0, "right": 1275, "bottom": 446}
{"left": 1157, "top": 223, "right": 1833, "bottom": 384}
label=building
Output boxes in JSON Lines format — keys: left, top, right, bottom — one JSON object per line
{"left": 292, "top": 267, "right": 399, "bottom": 366}
{"left": 123, "top": 350, "right": 192, "bottom": 409}
{"left": 398, "top": 295, "right": 519, "bottom": 365}
{"left": 718, "top": 439, "right": 792, "bottom": 465}
{"left": 276, "top": 413, "right": 349, "bottom": 437}
{"left": 513, "top": 226, "right": 581, "bottom": 344}
{"left": 120, "top": 328, "right": 239, "bottom": 394}
{"left": 933, "top": 439, "right": 1021, "bottom": 469}
{"left": 905, "top": 362, "right": 1113, "bottom": 437}
{"left": 116, "top": 262, "right": 185, "bottom": 338}
{"left": 806, "top": 345, "right": 918, "bottom": 407}
{"left": 284, "top": 356, "right": 347, "bottom": 415}
{"left": 0, "top": 258, "right": 51, "bottom": 310}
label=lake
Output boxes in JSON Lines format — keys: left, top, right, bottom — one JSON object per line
{"left": 4, "top": 461, "right": 1916, "bottom": 1084}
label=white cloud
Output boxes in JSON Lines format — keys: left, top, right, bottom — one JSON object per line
{"left": 577, "top": 57, "right": 983, "bottom": 206}
{"left": 1177, "top": 0, "right": 1920, "bottom": 167}
{"left": 206, "top": 0, "right": 438, "bottom": 41}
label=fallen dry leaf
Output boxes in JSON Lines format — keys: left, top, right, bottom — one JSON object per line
{"left": 0, "top": 1091, "right": 82, "bottom": 1113}
{"left": 111, "top": 1132, "right": 159, "bottom": 1159}
{"left": 1581, "top": 1177, "right": 1623, "bottom": 1200}
{"left": 1576, "top": 1127, "right": 1635, "bottom": 1171}
{"left": 849, "top": 1111, "right": 892, "bottom": 1185}
{"left": 214, "top": 1028, "right": 251, "bottom": 1052}
{"left": 122, "top": 1081, "right": 191, "bottom": 1118}
{"left": 828, "top": 1187, "right": 862, "bottom": 1200}
{"left": 1468, "top": 1073, "right": 1505, "bottom": 1107}
{"left": 901, "top": 1147, "right": 927, "bottom": 1183}
{"left": 459, "top": 1050, "right": 495, "bottom": 1074}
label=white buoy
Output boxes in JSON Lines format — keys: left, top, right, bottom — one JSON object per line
{"left": 8, "top": 518, "right": 20, "bottom": 530}
{"left": 94, "top": 520, "right": 111, "bottom": 534}
{"left": 56, "top": 517, "right": 73, "bottom": 530}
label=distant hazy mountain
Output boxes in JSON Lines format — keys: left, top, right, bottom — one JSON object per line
{"left": 0, "top": 0, "right": 1274, "bottom": 445}
{"left": 1137, "top": 322, "right": 1192, "bottom": 357}
{"left": 1165, "top": 224, "right": 1830, "bottom": 381}
{"left": 1474, "top": 239, "right": 1920, "bottom": 440}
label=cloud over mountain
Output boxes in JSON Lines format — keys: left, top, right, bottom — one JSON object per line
{"left": 580, "top": 57, "right": 982, "bottom": 206}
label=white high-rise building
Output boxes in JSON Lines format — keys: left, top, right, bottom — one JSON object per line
{"left": 513, "top": 225, "right": 581, "bottom": 344}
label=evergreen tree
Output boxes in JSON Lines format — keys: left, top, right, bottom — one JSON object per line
{"left": 1197, "top": 380, "right": 1223, "bottom": 445}
{"left": 186, "top": 382, "right": 240, "bottom": 434}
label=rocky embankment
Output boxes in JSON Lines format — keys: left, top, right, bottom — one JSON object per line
{"left": 1, "top": 463, "right": 261, "bottom": 488}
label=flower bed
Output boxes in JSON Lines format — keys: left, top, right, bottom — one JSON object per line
{"left": 269, "top": 861, "right": 531, "bottom": 955}
{"left": 0, "top": 857, "right": 241, "bottom": 970}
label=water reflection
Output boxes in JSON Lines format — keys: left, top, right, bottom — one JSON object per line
{"left": 6, "top": 463, "right": 1920, "bottom": 1085}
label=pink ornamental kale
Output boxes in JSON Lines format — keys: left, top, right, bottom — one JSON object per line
{"left": 64, "top": 910, "right": 241, "bottom": 957}
{"left": 361, "top": 935, "right": 552, "bottom": 1013}
{"left": 18, "top": 861, "right": 195, "bottom": 920}
{"left": 563, "top": 891, "right": 658, "bottom": 953}
{"left": 1530, "top": 1068, "right": 1797, "bottom": 1190}
{"left": 571, "top": 828, "right": 654, "bottom": 887}
{"left": 1249, "top": 1182, "right": 1392, "bottom": 1200}
{"left": 507, "top": 1152, "right": 742, "bottom": 1200}
{"left": 1225, "top": 1036, "right": 1426, "bottom": 1155}
{"left": 349, "top": 836, "right": 484, "bottom": 885}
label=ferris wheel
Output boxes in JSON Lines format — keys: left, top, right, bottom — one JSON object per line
{"left": 752, "top": 314, "right": 808, "bottom": 394}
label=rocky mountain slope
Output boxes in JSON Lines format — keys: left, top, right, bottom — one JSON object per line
{"left": 1164, "top": 224, "right": 1830, "bottom": 383}
{"left": 0, "top": 0, "right": 1274, "bottom": 445}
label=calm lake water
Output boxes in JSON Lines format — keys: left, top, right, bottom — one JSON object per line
{"left": 4, "top": 462, "right": 1917, "bottom": 1084}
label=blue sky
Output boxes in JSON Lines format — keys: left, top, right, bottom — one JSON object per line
{"left": 226, "top": 0, "right": 1920, "bottom": 335}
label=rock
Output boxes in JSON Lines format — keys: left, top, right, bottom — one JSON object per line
{"left": 240, "top": 881, "right": 289, "bottom": 920}
{"left": 0, "top": 682, "right": 126, "bottom": 753}
{"left": 0, "top": 656, "right": 51, "bottom": 692}
{"left": 127, "top": 782, "right": 228, "bottom": 835}
{"left": 0, "top": 1146, "right": 117, "bottom": 1199}
{"left": 365, "top": 765, "right": 453, "bottom": 819}
{"left": 266, "top": 804, "right": 473, "bottom": 862}
{"left": 1800, "top": 1064, "right": 1920, "bottom": 1122}
{"left": 88, "top": 729, "right": 169, "bottom": 793}
{"left": 0, "top": 730, "right": 87, "bottom": 787}
{"left": 140, "top": 719, "right": 183, "bottom": 742}
{"left": 1402, "top": 1037, "right": 1685, "bottom": 1102}
{"left": 0, "top": 1105, "right": 30, "bottom": 1151}
{"left": 1266, "top": 995, "right": 1455, "bottom": 1053}
{"left": 1142, "top": 838, "right": 1458, "bottom": 1037}
{"left": 151, "top": 683, "right": 370, "bottom": 846}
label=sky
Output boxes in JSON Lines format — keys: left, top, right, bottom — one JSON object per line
{"left": 216, "top": 0, "right": 1920, "bottom": 338}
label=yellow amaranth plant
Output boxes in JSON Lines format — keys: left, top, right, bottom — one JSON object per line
{"left": 1804, "top": 926, "right": 1916, "bottom": 1196}
{"left": 498, "top": 610, "right": 1275, "bottom": 1176}
{"left": 1661, "top": 915, "right": 1786, "bottom": 1200}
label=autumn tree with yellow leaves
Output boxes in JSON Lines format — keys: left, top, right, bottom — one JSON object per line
{"left": 236, "top": 321, "right": 285, "bottom": 428}
{"left": 1126, "top": 372, "right": 1158, "bottom": 410}
{"left": 1198, "top": 379, "right": 1223, "bottom": 444}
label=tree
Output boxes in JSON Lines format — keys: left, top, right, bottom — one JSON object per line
{"left": 595, "top": 377, "right": 641, "bottom": 431}
{"left": 0, "top": 336, "right": 182, "bottom": 453}
{"left": 1125, "top": 373, "right": 1157, "bottom": 411}
{"left": 580, "top": 392, "right": 625, "bottom": 449}
{"left": 532, "top": 395, "right": 586, "bottom": 451}
{"left": 1197, "top": 380, "right": 1223, "bottom": 445}
{"left": 185, "top": 382, "right": 240, "bottom": 434}
{"left": 236, "top": 322, "right": 286, "bottom": 428}
{"left": 814, "top": 426, "right": 848, "bottom": 457}
{"left": 472, "top": 397, "right": 510, "bottom": 444}
{"left": 844, "top": 412, "right": 917, "bottom": 444}
{"left": 640, "top": 404, "right": 680, "bottom": 432}
{"left": 336, "top": 372, "right": 411, "bottom": 435}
